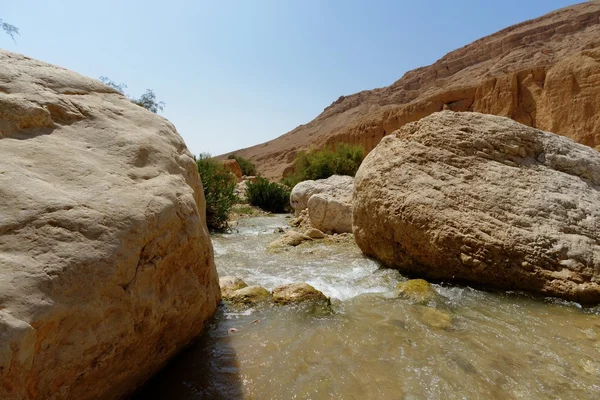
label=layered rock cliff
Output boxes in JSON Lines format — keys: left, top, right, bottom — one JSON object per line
{"left": 226, "top": 2, "right": 600, "bottom": 180}
{"left": 0, "top": 51, "right": 221, "bottom": 400}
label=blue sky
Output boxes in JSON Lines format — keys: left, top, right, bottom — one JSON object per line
{"left": 2, "top": 0, "right": 580, "bottom": 156}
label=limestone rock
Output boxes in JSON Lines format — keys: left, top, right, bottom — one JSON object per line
{"left": 0, "top": 51, "right": 221, "bottom": 400}
{"left": 223, "top": 2, "right": 600, "bottom": 180}
{"left": 308, "top": 193, "right": 353, "bottom": 234}
{"left": 353, "top": 111, "right": 600, "bottom": 303}
{"left": 272, "top": 283, "right": 329, "bottom": 305}
{"left": 220, "top": 276, "right": 248, "bottom": 298}
{"left": 395, "top": 280, "right": 437, "bottom": 304}
{"left": 290, "top": 175, "right": 354, "bottom": 216}
{"left": 304, "top": 227, "right": 326, "bottom": 239}
{"left": 267, "top": 230, "right": 312, "bottom": 248}
{"left": 226, "top": 286, "right": 271, "bottom": 305}
{"left": 290, "top": 209, "right": 311, "bottom": 230}
{"left": 223, "top": 159, "right": 242, "bottom": 182}
{"left": 234, "top": 180, "right": 249, "bottom": 202}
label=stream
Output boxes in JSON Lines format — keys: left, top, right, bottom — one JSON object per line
{"left": 134, "top": 215, "right": 600, "bottom": 399}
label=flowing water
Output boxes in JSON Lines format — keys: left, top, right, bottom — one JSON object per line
{"left": 135, "top": 215, "right": 600, "bottom": 400}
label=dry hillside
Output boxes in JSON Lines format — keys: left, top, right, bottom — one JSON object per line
{"left": 223, "top": 2, "right": 600, "bottom": 180}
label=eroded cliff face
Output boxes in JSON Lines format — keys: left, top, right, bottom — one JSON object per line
{"left": 226, "top": 2, "right": 600, "bottom": 180}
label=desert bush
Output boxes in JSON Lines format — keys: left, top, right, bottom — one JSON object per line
{"left": 246, "top": 177, "right": 291, "bottom": 213}
{"left": 227, "top": 154, "right": 257, "bottom": 176}
{"left": 282, "top": 143, "right": 364, "bottom": 187}
{"left": 99, "top": 77, "right": 165, "bottom": 113}
{"left": 196, "top": 153, "right": 237, "bottom": 230}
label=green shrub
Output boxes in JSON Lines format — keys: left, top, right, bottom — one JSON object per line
{"left": 282, "top": 143, "right": 364, "bottom": 187}
{"left": 196, "top": 153, "right": 237, "bottom": 230}
{"left": 246, "top": 177, "right": 291, "bottom": 213}
{"left": 227, "top": 154, "right": 257, "bottom": 176}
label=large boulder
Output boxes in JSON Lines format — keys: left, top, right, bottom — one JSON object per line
{"left": 0, "top": 51, "right": 221, "bottom": 400}
{"left": 353, "top": 111, "right": 600, "bottom": 304}
{"left": 290, "top": 175, "right": 353, "bottom": 216}
{"left": 290, "top": 175, "right": 353, "bottom": 233}
{"left": 307, "top": 193, "right": 353, "bottom": 234}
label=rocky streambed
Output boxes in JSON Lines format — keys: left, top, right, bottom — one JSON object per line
{"left": 134, "top": 215, "right": 600, "bottom": 399}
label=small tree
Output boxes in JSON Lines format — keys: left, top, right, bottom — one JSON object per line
{"left": 133, "top": 89, "right": 165, "bottom": 114}
{"left": 99, "top": 76, "right": 127, "bottom": 93}
{"left": 246, "top": 177, "right": 291, "bottom": 213}
{"left": 196, "top": 153, "right": 237, "bottom": 230}
{"left": 0, "top": 19, "right": 19, "bottom": 42}
{"left": 99, "top": 76, "right": 165, "bottom": 114}
{"left": 227, "top": 154, "right": 257, "bottom": 176}
{"left": 282, "top": 143, "right": 364, "bottom": 187}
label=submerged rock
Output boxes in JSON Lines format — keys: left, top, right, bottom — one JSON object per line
{"left": 0, "top": 51, "right": 220, "bottom": 400}
{"left": 272, "top": 283, "right": 330, "bottom": 305}
{"left": 220, "top": 276, "right": 248, "bottom": 297}
{"left": 418, "top": 307, "right": 453, "bottom": 330}
{"left": 396, "top": 279, "right": 438, "bottom": 304}
{"left": 353, "top": 111, "right": 600, "bottom": 304}
{"left": 227, "top": 286, "right": 272, "bottom": 305}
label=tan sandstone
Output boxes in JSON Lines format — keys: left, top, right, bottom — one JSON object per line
{"left": 272, "top": 283, "right": 329, "bottom": 305}
{"left": 223, "top": 2, "right": 600, "bottom": 180}
{"left": 0, "top": 51, "right": 221, "bottom": 400}
{"left": 353, "top": 111, "right": 600, "bottom": 304}
{"left": 220, "top": 276, "right": 248, "bottom": 297}
{"left": 222, "top": 159, "right": 242, "bottom": 182}
{"left": 226, "top": 286, "right": 272, "bottom": 305}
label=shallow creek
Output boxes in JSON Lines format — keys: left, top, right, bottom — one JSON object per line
{"left": 135, "top": 215, "right": 600, "bottom": 399}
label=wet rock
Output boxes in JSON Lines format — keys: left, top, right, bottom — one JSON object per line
{"left": 396, "top": 279, "right": 437, "bottom": 303}
{"left": 418, "top": 306, "right": 453, "bottom": 330}
{"left": 272, "top": 283, "right": 330, "bottom": 305}
{"left": 227, "top": 286, "right": 272, "bottom": 305}
{"left": 268, "top": 230, "right": 312, "bottom": 248}
{"left": 305, "top": 227, "right": 326, "bottom": 239}
{"left": 220, "top": 276, "right": 248, "bottom": 298}
{"left": 354, "top": 111, "right": 600, "bottom": 304}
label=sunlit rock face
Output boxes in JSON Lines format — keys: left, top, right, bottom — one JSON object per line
{"left": 353, "top": 111, "right": 600, "bottom": 304}
{"left": 0, "top": 50, "right": 220, "bottom": 400}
